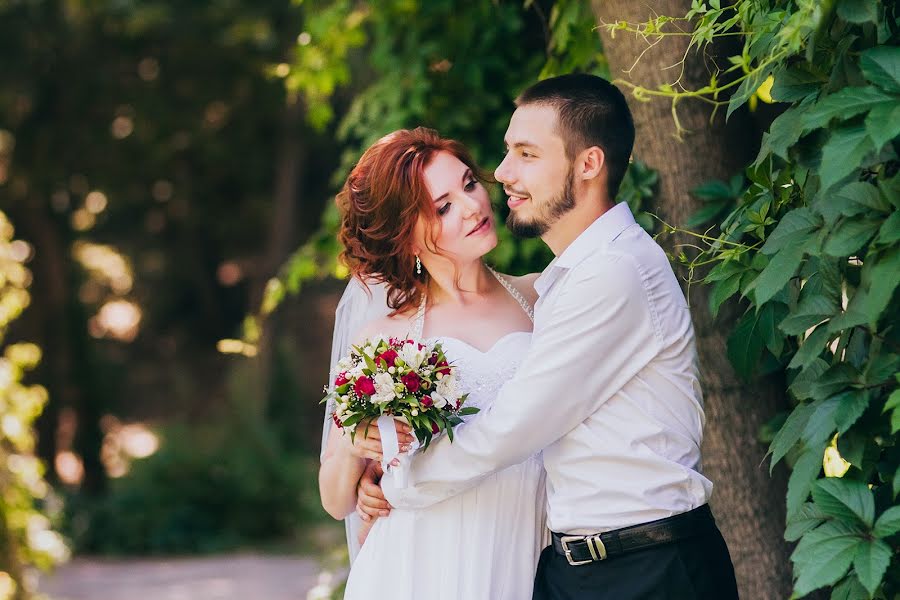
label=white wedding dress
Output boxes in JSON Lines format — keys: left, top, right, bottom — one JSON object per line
{"left": 343, "top": 273, "right": 547, "bottom": 600}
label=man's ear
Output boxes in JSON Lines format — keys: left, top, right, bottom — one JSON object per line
{"left": 576, "top": 146, "right": 605, "bottom": 181}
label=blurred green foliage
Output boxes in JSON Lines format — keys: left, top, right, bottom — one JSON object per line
{"left": 70, "top": 421, "right": 327, "bottom": 555}
{"left": 0, "top": 211, "right": 68, "bottom": 600}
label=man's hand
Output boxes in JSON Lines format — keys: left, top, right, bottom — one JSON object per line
{"left": 345, "top": 419, "right": 415, "bottom": 462}
{"left": 356, "top": 460, "right": 392, "bottom": 521}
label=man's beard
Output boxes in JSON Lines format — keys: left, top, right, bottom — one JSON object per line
{"left": 506, "top": 169, "right": 576, "bottom": 239}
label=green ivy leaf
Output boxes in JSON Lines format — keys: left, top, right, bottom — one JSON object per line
{"left": 791, "top": 520, "right": 864, "bottom": 596}
{"left": 819, "top": 124, "right": 876, "bottom": 193}
{"left": 872, "top": 506, "right": 900, "bottom": 538}
{"left": 865, "top": 102, "right": 900, "bottom": 152}
{"left": 785, "top": 502, "right": 827, "bottom": 542}
{"left": 852, "top": 538, "right": 892, "bottom": 597}
{"left": 709, "top": 273, "right": 742, "bottom": 318}
{"left": 874, "top": 210, "right": 900, "bottom": 245}
{"left": 760, "top": 207, "right": 822, "bottom": 254}
{"left": 757, "top": 106, "right": 805, "bottom": 161}
{"left": 823, "top": 217, "right": 881, "bottom": 257}
{"left": 727, "top": 68, "right": 769, "bottom": 120}
{"left": 837, "top": 0, "right": 879, "bottom": 24}
{"left": 770, "top": 402, "right": 815, "bottom": 470}
{"left": 830, "top": 574, "right": 869, "bottom": 600}
{"left": 833, "top": 390, "right": 871, "bottom": 433}
{"left": 726, "top": 309, "right": 766, "bottom": 380}
{"left": 816, "top": 181, "right": 892, "bottom": 225}
{"left": 790, "top": 358, "right": 830, "bottom": 400}
{"left": 800, "top": 86, "right": 893, "bottom": 132}
{"left": 860, "top": 46, "right": 900, "bottom": 93}
{"left": 801, "top": 396, "right": 841, "bottom": 448}
{"left": 750, "top": 238, "right": 807, "bottom": 305}
{"left": 809, "top": 364, "right": 859, "bottom": 402}
{"left": 811, "top": 478, "right": 875, "bottom": 527}
{"left": 771, "top": 64, "right": 826, "bottom": 102}
{"left": 787, "top": 325, "right": 832, "bottom": 370}
{"left": 858, "top": 246, "right": 900, "bottom": 323}
{"left": 787, "top": 445, "right": 825, "bottom": 516}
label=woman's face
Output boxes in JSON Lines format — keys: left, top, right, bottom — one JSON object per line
{"left": 414, "top": 151, "right": 496, "bottom": 267}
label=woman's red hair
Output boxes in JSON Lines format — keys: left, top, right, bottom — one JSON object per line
{"left": 337, "top": 127, "right": 487, "bottom": 315}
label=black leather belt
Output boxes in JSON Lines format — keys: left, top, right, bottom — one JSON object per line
{"left": 551, "top": 504, "right": 716, "bottom": 566}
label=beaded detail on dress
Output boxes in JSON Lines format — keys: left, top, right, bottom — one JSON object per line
{"left": 410, "top": 267, "right": 534, "bottom": 412}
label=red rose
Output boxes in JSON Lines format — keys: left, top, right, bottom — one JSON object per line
{"left": 437, "top": 360, "right": 451, "bottom": 376}
{"left": 431, "top": 421, "right": 439, "bottom": 434}
{"left": 401, "top": 372, "right": 421, "bottom": 392}
{"left": 428, "top": 354, "right": 438, "bottom": 365}
{"left": 377, "top": 349, "right": 398, "bottom": 367}
{"left": 420, "top": 395, "right": 433, "bottom": 408}
{"left": 354, "top": 376, "right": 376, "bottom": 397}
{"left": 334, "top": 372, "right": 349, "bottom": 387}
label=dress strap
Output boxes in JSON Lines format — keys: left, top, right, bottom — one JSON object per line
{"left": 410, "top": 289, "right": 427, "bottom": 340}
{"left": 487, "top": 266, "right": 535, "bottom": 323}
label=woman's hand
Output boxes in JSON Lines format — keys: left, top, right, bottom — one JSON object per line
{"left": 344, "top": 418, "right": 415, "bottom": 462}
{"left": 356, "top": 460, "right": 393, "bottom": 521}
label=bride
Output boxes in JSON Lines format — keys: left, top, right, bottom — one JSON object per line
{"left": 318, "top": 127, "right": 546, "bottom": 599}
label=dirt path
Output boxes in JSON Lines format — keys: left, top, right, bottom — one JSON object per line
{"left": 38, "top": 553, "right": 333, "bottom": 600}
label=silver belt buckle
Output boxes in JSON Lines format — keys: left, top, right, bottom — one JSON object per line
{"left": 560, "top": 535, "right": 607, "bottom": 566}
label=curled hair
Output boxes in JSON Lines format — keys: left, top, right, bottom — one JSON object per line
{"left": 337, "top": 127, "right": 487, "bottom": 315}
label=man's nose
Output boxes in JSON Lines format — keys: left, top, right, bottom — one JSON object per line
{"left": 494, "top": 154, "right": 513, "bottom": 186}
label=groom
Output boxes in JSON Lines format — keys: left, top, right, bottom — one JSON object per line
{"left": 368, "top": 73, "right": 738, "bottom": 599}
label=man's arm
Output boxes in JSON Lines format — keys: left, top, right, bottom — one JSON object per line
{"left": 383, "top": 256, "right": 662, "bottom": 508}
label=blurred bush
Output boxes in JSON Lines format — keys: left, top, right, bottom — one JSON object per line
{"left": 69, "top": 419, "right": 329, "bottom": 555}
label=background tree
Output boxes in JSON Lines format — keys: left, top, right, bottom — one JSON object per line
{"left": 592, "top": 1, "right": 793, "bottom": 596}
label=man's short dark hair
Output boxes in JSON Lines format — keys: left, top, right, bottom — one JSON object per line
{"left": 516, "top": 73, "right": 635, "bottom": 200}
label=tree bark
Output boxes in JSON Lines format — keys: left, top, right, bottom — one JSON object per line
{"left": 592, "top": 2, "right": 792, "bottom": 597}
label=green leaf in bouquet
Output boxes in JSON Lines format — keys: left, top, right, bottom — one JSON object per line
{"left": 336, "top": 383, "right": 351, "bottom": 394}
{"left": 363, "top": 352, "right": 377, "bottom": 373}
{"left": 458, "top": 407, "right": 480, "bottom": 416}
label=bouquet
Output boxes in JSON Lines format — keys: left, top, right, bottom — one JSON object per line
{"left": 323, "top": 335, "right": 478, "bottom": 451}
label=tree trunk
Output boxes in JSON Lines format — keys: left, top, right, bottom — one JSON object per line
{"left": 592, "top": 2, "right": 793, "bottom": 597}
{"left": 252, "top": 97, "right": 307, "bottom": 419}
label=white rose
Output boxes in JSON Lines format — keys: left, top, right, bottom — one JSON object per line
{"left": 373, "top": 372, "right": 396, "bottom": 403}
{"left": 436, "top": 377, "right": 458, "bottom": 402}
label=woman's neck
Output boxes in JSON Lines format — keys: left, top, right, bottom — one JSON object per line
{"left": 425, "top": 260, "right": 495, "bottom": 307}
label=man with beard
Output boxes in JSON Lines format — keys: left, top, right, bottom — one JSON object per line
{"left": 369, "top": 73, "right": 739, "bottom": 599}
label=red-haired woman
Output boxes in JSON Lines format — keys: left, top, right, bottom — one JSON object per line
{"left": 319, "top": 128, "right": 546, "bottom": 599}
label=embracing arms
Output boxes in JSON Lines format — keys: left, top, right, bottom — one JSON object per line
{"left": 382, "top": 257, "right": 662, "bottom": 508}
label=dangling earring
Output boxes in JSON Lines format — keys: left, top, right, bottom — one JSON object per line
{"left": 415, "top": 255, "right": 422, "bottom": 275}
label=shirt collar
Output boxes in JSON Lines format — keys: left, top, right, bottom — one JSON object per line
{"left": 556, "top": 201, "right": 636, "bottom": 269}
{"left": 533, "top": 202, "right": 637, "bottom": 298}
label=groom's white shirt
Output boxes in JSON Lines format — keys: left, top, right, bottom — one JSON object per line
{"left": 383, "top": 202, "right": 713, "bottom": 535}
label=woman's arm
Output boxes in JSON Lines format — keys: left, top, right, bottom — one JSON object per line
{"left": 319, "top": 422, "right": 368, "bottom": 519}
{"left": 319, "top": 420, "right": 415, "bottom": 519}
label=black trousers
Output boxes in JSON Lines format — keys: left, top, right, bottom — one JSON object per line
{"left": 532, "top": 522, "right": 738, "bottom": 600}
